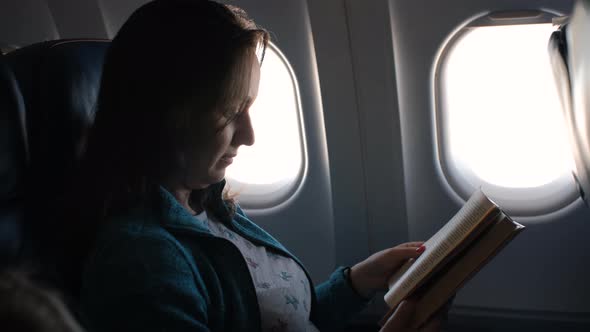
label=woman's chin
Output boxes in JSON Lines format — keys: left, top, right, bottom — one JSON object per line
{"left": 186, "top": 172, "right": 226, "bottom": 189}
{"left": 208, "top": 169, "right": 227, "bottom": 184}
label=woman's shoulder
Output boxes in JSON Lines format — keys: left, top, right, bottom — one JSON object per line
{"left": 81, "top": 212, "right": 211, "bottom": 328}
{"left": 83, "top": 213, "right": 200, "bottom": 297}
{"left": 97, "top": 204, "right": 167, "bottom": 235}
{"left": 91, "top": 208, "right": 190, "bottom": 266}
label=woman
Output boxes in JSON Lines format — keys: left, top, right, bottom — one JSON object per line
{"left": 75, "top": 0, "right": 443, "bottom": 331}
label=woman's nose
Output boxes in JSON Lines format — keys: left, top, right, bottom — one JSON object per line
{"left": 236, "top": 112, "right": 255, "bottom": 147}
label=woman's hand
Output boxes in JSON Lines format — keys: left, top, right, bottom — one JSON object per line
{"left": 349, "top": 242, "right": 425, "bottom": 298}
{"left": 379, "top": 299, "right": 443, "bottom": 332}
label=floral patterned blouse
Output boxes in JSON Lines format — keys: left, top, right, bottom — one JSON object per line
{"left": 194, "top": 211, "right": 320, "bottom": 332}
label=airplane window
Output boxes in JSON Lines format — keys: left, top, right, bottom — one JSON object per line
{"left": 436, "top": 22, "right": 578, "bottom": 216}
{"left": 225, "top": 43, "right": 305, "bottom": 208}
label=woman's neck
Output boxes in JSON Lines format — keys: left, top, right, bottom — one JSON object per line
{"left": 161, "top": 184, "right": 203, "bottom": 215}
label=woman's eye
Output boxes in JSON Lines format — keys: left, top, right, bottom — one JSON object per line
{"left": 222, "top": 100, "right": 250, "bottom": 124}
{"left": 221, "top": 108, "right": 238, "bottom": 119}
{"left": 235, "top": 110, "right": 246, "bottom": 119}
{"left": 220, "top": 109, "right": 242, "bottom": 128}
{"left": 230, "top": 110, "right": 243, "bottom": 120}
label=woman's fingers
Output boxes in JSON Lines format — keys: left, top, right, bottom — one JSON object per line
{"left": 382, "top": 246, "right": 425, "bottom": 266}
{"left": 348, "top": 241, "right": 427, "bottom": 297}
{"left": 396, "top": 241, "right": 424, "bottom": 249}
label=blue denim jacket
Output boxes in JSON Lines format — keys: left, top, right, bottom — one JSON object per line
{"left": 81, "top": 181, "right": 368, "bottom": 331}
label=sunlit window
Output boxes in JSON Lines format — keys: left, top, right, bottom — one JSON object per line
{"left": 437, "top": 21, "right": 577, "bottom": 215}
{"left": 225, "top": 43, "right": 304, "bottom": 207}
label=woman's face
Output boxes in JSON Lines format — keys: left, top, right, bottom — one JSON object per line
{"left": 181, "top": 53, "right": 260, "bottom": 189}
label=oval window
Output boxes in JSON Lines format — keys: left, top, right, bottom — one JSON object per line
{"left": 435, "top": 15, "right": 577, "bottom": 216}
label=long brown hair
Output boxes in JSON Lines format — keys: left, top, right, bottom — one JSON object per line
{"left": 61, "top": 0, "right": 268, "bottom": 293}
{"left": 85, "top": 0, "right": 268, "bottom": 214}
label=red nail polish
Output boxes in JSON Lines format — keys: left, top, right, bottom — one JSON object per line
{"left": 416, "top": 245, "right": 426, "bottom": 253}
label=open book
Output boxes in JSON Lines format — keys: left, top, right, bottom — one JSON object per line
{"left": 381, "top": 189, "right": 525, "bottom": 328}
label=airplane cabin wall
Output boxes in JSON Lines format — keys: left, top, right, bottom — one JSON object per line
{"left": 0, "top": 0, "right": 111, "bottom": 47}
{"left": 47, "top": 0, "right": 108, "bottom": 38}
{"left": 389, "top": 0, "right": 590, "bottom": 326}
{"left": 0, "top": 0, "right": 58, "bottom": 47}
{"left": 307, "top": 0, "right": 409, "bottom": 271}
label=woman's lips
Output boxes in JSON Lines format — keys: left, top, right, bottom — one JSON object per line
{"left": 219, "top": 154, "right": 236, "bottom": 165}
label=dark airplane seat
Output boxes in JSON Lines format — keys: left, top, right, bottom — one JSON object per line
{"left": 2, "top": 40, "right": 109, "bottom": 297}
{"left": 0, "top": 57, "right": 27, "bottom": 268}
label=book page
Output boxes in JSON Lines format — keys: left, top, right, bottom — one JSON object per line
{"left": 384, "top": 189, "right": 497, "bottom": 307}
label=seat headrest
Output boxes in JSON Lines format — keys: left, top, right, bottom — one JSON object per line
{"left": 5, "top": 40, "right": 109, "bottom": 190}
{"left": 0, "top": 58, "right": 27, "bottom": 266}
{"left": 0, "top": 59, "right": 27, "bottom": 199}
{"left": 0, "top": 40, "right": 109, "bottom": 273}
